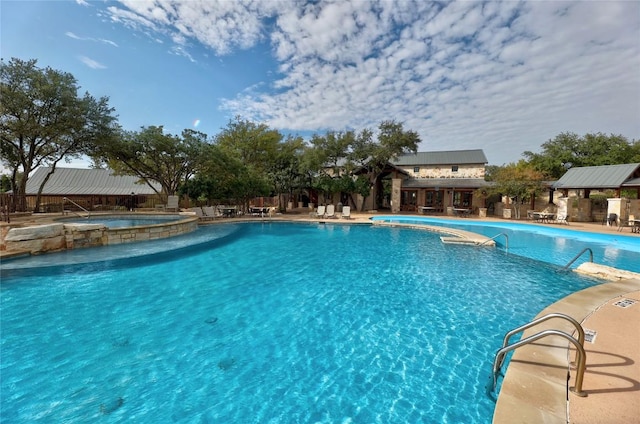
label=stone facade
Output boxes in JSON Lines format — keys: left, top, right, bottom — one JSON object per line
{"left": 399, "top": 163, "right": 486, "bottom": 179}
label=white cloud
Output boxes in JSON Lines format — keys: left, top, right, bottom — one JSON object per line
{"left": 105, "top": 0, "right": 640, "bottom": 164}
{"left": 65, "top": 31, "right": 119, "bottom": 47}
{"left": 111, "top": 0, "right": 281, "bottom": 54}
{"left": 78, "top": 56, "right": 107, "bottom": 69}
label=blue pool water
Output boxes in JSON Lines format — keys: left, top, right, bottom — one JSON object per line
{"left": 0, "top": 222, "right": 626, "bottom": 422}
{"left": 372, "top": 216, "right": 640, "bottom": 273}
{"left": 59, "top": 214, "right": 182, "bottom": 229}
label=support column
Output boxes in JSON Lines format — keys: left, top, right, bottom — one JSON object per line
{"left": 557, "top": 197, "right": 568, "bottom": 220}
{"left": 391, "top": 178, "right": 402, "bottom": 213}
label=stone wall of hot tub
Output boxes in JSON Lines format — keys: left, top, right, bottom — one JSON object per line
{"left": 2, "top": 216, "right": 198, "bottom": 254}
{"left": 104, "top": 217, "right": 198, "bottom": 245}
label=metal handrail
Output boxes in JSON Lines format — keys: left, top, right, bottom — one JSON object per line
{"left": 498, "top": 313, "right": 585, "bottom": 369}
{"left": 491, "top": 329, "right": 587, "bottom": 397}
{"left": 479, "top": 232, "right": 509, "bottom": 251}
{"left": 63, "top": 197, "right": 90, "bottom": 218}
{"left": 560, "top": 247, "right": 593, "bottom": 271}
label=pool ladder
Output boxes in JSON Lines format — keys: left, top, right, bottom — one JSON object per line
{"left": 489, "top": 313, "right": 587, "bottom": 398}
{"left": 63, "top": 197, "right": 90, "bottom": 218}
{"left": 479, "top": 232, "right": 508, "bottom": 252}
{"left": 559, "top": 247, "right": 593, "bottom": 272}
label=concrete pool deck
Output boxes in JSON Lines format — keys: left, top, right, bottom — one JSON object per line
{"left": 2, "top": 211, "right": 639, "bottom": 423}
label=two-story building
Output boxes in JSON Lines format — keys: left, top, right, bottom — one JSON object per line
{"left": 348, "top": 149, "right": 490, "bottom": 214}
{"left": 392, "top": 149, "right": 489, "bottom": 213}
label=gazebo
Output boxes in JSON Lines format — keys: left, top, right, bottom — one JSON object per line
{"left": 553, "top": 163, "right": 640, "bottom": 223}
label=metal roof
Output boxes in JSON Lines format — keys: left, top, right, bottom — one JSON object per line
{"left": 402, "top": 178, "right": 491, "bottom": 189}
{"left": 552, "top": 163, "right": 640, "bottom": 190}
{"left": 392, "top": 149, "right": 488, "bottom": 166}
{"left": 622, "top": 177, "right": 640, "bottom": 187}
{"left": 25, "top": 167, "right": 160, "bottom": 195}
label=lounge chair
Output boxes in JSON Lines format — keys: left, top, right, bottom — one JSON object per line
{"left": 189, "top": 207, "right": 213, "bottom": 221}
{"left": 312, "top": 205, "right": 326, "bottom": 218}
{"left": 554, "top": 214, "right": 569, "bottom": 225}
{"left": 325, "top": 204, "right": 336, "bottom": 218}
{"left": 203, "top": 206, "right": 221, "bottom": 219}
{"left": 341, "top": 206, "right": 351, "bottom": 219}
{"left": 165, "top": 195, "right": 180, "bottom": 212}
{"left": 190, "top": 207, "right": 204, "bottom": 218}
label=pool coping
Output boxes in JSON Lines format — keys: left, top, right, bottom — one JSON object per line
{"left": 491, "top": 277, "right": 640, "bottom": 424}
{"left": 369, "top": 220, "right": 496, "bottom": 245}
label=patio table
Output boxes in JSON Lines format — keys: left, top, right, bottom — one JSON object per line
{"left": 221, "top": 207, "right": 237, "bottom": 218}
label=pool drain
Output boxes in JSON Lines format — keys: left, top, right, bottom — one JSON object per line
{"left": 583, "top": 329, "right": 597, "bottom": 343}
{"left": 613, "top": 299, "right": 636, "bottom": 308}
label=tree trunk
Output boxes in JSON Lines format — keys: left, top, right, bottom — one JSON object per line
{"left": 34, "top": 164, "right": 59, "bottom": 213}
{"left": 15, "top": 170, "right": 29, "bottom": 212}
{"left": 9, "top": 167, "right": 19, "bottom": 213}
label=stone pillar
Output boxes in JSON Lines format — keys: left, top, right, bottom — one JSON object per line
{"left": 576, "top": 198, "right": 592, "bottom": 222}
{"left": 391, "top": 178, "right": 402, "bottom": 213}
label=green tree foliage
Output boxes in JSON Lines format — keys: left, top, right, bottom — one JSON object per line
{"left": 92, "top": 126, "right": 206, "bottom": 199}
{"left": 523, "top": 132, "right": 638, "bottom": 179}
{"left": 181, "top": 142, "right": 271, "bottom": 207}
{"left": 1, "top": 58, "right": 119, "bottom": 211}
{"left": 268, "top": 135, "right": 306, "bottom": 210}
{"left": 349, "top": 121, "right": 420, "bottom": 209}
{"left": 1, "top": 174, "right": 11, "bottom": 192}
{"left": 215, "top": 116, "right": 282, "bottom": 173}
{"left": 486, "top": 161, "right": 546, "bottom": 219}
{"left": 301, "top": 131, "right": 357, "bottom": 202}
{"left": 211, "top": 117, "right": 298, "bottom": 209}
{"left": 295, "top": 121, "right": 419, "bottom": 210}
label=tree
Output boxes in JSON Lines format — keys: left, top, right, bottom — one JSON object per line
{"left": 91, "top": 126, "right": 205, "bottom": 199}
{"left": 1, "top": 58, "right": 119, "bottom": 211}
{"left": 181, "top": 142, "right": 271, "bottom": 208}
{"left": 524, "top": 132, "right": 637, "bottom": 179}
{"left": 268, "top": 135, "right": 305, "bottom": 210}
{"left": 487, "top": 161, "right": 546, "bottom": 219}
{"left": 349, "top": 121, "right": 420, "bottom": 209}
{"left": 299, "top": 131, "right": 356, "bottom": 205}
{"left": 215, "top": 116, "right": 282, "bottom": 173}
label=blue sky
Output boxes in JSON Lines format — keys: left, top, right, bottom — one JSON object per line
{"left": 2, "top": 0, "right": 639, "bottom": 167}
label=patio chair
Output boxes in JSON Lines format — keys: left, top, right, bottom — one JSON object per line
{"left": 165, "top": 195, "right": 180, "bottom": 212}
{"left": 312, "top": 205, "right": 326, "bottom": 218}
{"left": 618, "top": 214, "right": 637, "bottom": 233}
{"left": 341, "top": 206, "right": 351, "bottom": 219}
{"left": 604, "top": 213, "right": 618, "bottom": 226}
{"left": 325, "top": 204, "right": 337, "bottom": 218}
{"left": 190, "top": 207, "right": 203, "bottom": 217}
{"left": 203, "top": 206, "right": 221, "bottom": 219}
{"left": 554, "top": 214, "right": 569, "bottom": 225}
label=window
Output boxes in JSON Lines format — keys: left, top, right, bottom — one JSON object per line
{"left": 451, "top": 165, "right": 459, "bottom": 172}
{"left": 413, "top": 166, "right": 420, "bottom": 173}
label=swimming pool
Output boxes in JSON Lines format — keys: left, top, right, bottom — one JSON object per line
{"left": 0, "top": 222, "right": 610, "bottom": 422}
{"left": 372, "top": 216, "right": 640, "bottom": 273}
